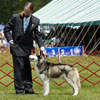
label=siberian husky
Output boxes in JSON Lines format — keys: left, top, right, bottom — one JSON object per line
{"left": 29, "top": 55, "right": 81, "bottom": 96}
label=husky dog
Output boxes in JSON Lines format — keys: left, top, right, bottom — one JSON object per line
{"left": 29, "top": 55, "right": 81, "bottom": 96}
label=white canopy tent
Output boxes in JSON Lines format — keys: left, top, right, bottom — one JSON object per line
{"left": 33, "top": 0, "right": 100, "bottom": 26}
{"left": 33, "top": 0, "right": 100, "bottom": 53}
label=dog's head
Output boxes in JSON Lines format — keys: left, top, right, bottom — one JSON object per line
{"left": 29, "top": 54, "right": 46, "bottom": 63}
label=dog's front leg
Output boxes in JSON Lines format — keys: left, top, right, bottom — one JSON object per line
{"left": 43, "top": 79, "right": 49, "bottom": 96}
{"left": 39, "top": 74, "right": 49, "bottom": 96}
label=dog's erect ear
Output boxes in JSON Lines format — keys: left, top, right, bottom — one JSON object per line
{"left": 43, "top": 55, "right": 47, "bottom": 59}
{"left": 37, "top": 55, "right": 41, "bottom": 59}
{"left": 40, "top": 51, "right": 44, "bottom": 56}
{"left": 37, "top": 55, "right": 45, "bottom": 60}
{"left": 40, "top": 51, "right": 47, "bottom": 59}
{"left": 36, "top": 50, "right": 48, "bottom": 60}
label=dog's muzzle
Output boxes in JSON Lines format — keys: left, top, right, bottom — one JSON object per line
{"left": 29, "top": 55, "right": 38, "bottom": 61}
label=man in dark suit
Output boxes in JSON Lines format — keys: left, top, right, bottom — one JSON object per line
{"left": 4, "top": 2, "right": 45, "bottom": 94}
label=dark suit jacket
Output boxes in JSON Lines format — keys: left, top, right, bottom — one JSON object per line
{"left": 4, "top": 14, "right": 43, "bottom": 56}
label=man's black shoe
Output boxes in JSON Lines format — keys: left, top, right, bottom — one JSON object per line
{"left": 25, "top": 91, "right": 38, "bottom": 94}
{"left": 16, "top": 92, "right": 24, "bottom": 95}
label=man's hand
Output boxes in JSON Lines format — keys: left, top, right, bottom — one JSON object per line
{"left": 9, "top": 40, "right": 14, "bottom": 45}
{"left": 40, "top": 46, "right": 47, "bottom": 56}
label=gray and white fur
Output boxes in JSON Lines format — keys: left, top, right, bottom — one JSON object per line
{"left": 29, "top": 55, "right": 81, "bottom": 96}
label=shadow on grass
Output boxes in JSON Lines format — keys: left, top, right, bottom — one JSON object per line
{"left": 0, "top": 92, "right": 73, "bottom": 96}
{"left": 47, "top": 93, "right": 72, "bottom": 96}
{"left": 0, "top": 92, "right": 43, "bottom": 95}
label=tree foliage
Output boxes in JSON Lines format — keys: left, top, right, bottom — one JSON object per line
{"left": 0, "top": 0, "right": 51, "bottom": 24}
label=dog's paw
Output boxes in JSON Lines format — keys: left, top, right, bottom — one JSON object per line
{"left": 43, "top": 92, "right": 49, "bottom": 96}
{"left": 73, "top": 91, "right": 78, "bottom": 96}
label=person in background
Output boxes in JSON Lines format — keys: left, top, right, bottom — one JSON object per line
{"left": 0, "top": 31, "right": 7, "bottom": 53}
{"left": 4, "top": 2, "right": 45, "bottom": 95}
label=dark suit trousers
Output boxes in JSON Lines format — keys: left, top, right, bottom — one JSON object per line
{"left": 13, "top": 56, "right": 33, "bottom": 93}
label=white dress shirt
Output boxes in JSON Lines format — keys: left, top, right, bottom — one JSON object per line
{"left": 23, "top": 15, "right": 31, "bottom": 32}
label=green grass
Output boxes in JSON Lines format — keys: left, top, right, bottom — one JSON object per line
{"left": 0, "top": 48, "right": 100, "bottom": 100}
{"left": 0, "top": 82, "right": 100, "bottom": 100}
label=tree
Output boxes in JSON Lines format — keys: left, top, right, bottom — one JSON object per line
{"left": 0, "top": 0, "right": 51, "bottom": 24}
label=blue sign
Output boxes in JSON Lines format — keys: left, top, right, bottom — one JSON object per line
{"left": 45, "top": 46, "right": 83, "bottom": 57}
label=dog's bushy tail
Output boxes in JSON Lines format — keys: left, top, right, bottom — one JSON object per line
{"left": 64, "top": 65, "right": 81, "bottom": 89}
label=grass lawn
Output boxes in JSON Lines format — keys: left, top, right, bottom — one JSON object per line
{"left": 0, "top": 48, "right": 100, "bottom": 100}
{"left": 0, "top": 81, "right": 100, "bottom": 100}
